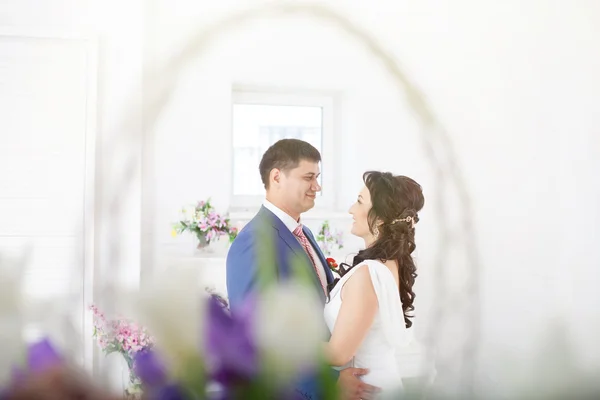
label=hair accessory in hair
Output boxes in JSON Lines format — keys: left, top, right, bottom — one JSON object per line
{"left": 391, "top": 216, "right": 416, "bottom": 229}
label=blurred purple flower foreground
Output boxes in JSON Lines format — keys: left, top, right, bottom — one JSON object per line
{"left": 1, "top": 339, "right": 119, "bottom": 400}
{"left": 135, "top": 296, "right": 260, "bottom": 399}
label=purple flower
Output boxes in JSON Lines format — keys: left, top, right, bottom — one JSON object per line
{"left": 204, "top": 296, "right": 258, "bottom": 385}
{"left": 209, "top": 292, "right": 229, "bottom": 310}
{"left": 27, "top": 338, "right": 62, "bottom": 373}
{"left": 147, "top": 384, "right": 186, "bottom": 400}
{"left": 134, "top": 351, "right": 167, "bottom": 387}
{"left": 133, "top": 353, "right": 191, "bottom": 400}
{"left": 208, "top": 212, "right": 218, "bottom": 224}
{"left": 9, "top": 366, "right": 26, "bottom": 385}
{"left": 0, "top": 338, "right": 64, "bottom": 397}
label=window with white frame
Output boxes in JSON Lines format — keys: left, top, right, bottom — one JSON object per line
{"left": 231, "top": 90, "right": 335, "bottom": 211}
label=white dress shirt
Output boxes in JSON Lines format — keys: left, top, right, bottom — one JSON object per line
{"left": 263, "top": 199, "right": 328, "bottom": 290}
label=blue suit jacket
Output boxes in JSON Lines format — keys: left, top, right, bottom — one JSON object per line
{"left": 226, "top": 206, "right": 337, "bottom": 399}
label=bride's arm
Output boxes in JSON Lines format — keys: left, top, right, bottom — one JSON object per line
{"left": 324, "top": 265, "right": 377, "bottom": 367}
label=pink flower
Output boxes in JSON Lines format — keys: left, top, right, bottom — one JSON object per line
{"left": 98, "top": 337, "right": 108, "bottom": 349}
{"left": 197, "top": 215, "right": 209, "bottom": 231}
{"left": 89, "top": 304, "right": 155, "bottom": 358}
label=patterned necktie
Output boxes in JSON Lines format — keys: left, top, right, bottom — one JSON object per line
{"left": 293, "top": 225, "right": 327, "bottom": 295}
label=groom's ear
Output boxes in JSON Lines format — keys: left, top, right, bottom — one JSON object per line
{"left": 270, "top": 168, "right": 281, "bottom": 186}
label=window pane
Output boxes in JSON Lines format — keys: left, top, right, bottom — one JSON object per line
{"left": 232, "top": 104, "right": 323, "bottom": 196}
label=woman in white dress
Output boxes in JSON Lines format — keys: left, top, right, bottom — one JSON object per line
{"left": 324, "top": 171, "right": 424, "bottom": 399}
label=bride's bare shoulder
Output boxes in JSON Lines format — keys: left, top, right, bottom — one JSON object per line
{"left": 357, "top": 259, "right": 399, "bottom": 286}
{"left": 340, "top": 264, "right": 376, "bottom": 300}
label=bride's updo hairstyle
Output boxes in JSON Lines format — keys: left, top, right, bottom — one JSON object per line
{"left": 336, "top": 171, "right": 424, "bottom": 328}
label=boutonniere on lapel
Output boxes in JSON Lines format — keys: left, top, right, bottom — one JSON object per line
{"left": 326, "top": 257, "right": 339, "bottom": 272}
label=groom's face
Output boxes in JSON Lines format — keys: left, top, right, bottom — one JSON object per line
{"left": 278, "top": 159, "right": 321, "bottom": 215}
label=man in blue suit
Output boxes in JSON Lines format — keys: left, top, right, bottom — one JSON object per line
{"left": 226, "top": 139, "right": 376, "bottom": 400}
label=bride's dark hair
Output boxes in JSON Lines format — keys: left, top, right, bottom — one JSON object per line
{"left": 331, "top": 171, "right": 424, "bottom": 328}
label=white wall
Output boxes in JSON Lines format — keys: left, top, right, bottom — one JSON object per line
{"left": 0, "top": 0, "right": 97, "bottom": 365}
{"left": 145, "top": 0, "right": 600, "bottom": 395}
{"left": 0, "top": 0, "right": 146, "bottom": 384}
{"left": 147, "top": 2, "right": 427, "bottom": 261}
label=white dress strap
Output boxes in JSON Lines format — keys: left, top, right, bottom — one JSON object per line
{"left": 327, "top": 262, "right": 368, "bottom": 299}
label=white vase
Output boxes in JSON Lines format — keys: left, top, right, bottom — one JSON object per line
{"left": 103, "top": 352, "right": 128, "bottom": 394}
{"left": 194, "top": 235, "right": 231, "bottom": 257}
{"left": 194, "top": 235, "right": 214, "bottom": 255}
{"left": 196, "top": 234, "right": 209, "bottom": 248}
{"left": 122, "top": 366, "right": 143, "bottom": 400}
{"left": 122, "top": 365, "right": 130, "bottom": 394}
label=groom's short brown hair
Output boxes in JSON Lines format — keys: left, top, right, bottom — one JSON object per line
{"left": 259, "top": 139, "right": 321, "bottom": 189}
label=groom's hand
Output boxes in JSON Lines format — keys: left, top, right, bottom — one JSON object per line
{"left": 337, "top": 368, "right": 380, "bottom": 400}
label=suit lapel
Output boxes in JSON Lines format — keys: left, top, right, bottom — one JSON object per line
{"left": 258, "top": 207, "right": 324, "bottom": 295}
{"left": 259, "top": 207, "right": 302, "bottom": 256}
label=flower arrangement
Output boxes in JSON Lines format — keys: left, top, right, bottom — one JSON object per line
{"left": 171, "top": 199, "right": 238, "bottom": 248}
{"left": 316, "top": 220, "right": 344, "bottom": 256}
{"left": 132, "top": 282, "right": 337, "bottom": 400}
{"left": 0, "top": 235, "right": 402, "bottom": 400}
{"left": 0, "top": 251, "right": 407, "bottom": 400}
{"left": 122, "top": 251, "right": 343, "bottom": 400}
{"left": 89, "top": 305, "right": 155, "bottom": 399}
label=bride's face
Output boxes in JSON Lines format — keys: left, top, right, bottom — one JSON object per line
{"left": 349, "top": 186, "right": 373, "bottom": 239}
